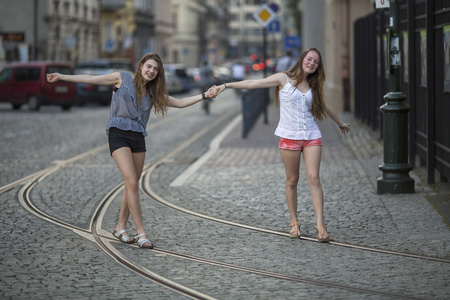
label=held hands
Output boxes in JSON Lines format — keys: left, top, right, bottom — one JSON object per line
{"left": 46, "top": 73, "right": 61, "bottom": 83}
{"left": 205, "top": 84, "right": 227, "bottom": 99}
{"left": 217, "top": 84, "right": 227, "bottom": 96}
{"left": 205, "top": 85, "right": 221, "bottom": 98}
{"left": 338, "top": 123, "right": 351, "bottom": 135}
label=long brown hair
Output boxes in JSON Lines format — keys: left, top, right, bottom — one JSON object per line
{"left": 133, "top": 52, "right": 169, "bottom": 117}
{"left": 274, "top": 47, "right": 327, "bottom": 121}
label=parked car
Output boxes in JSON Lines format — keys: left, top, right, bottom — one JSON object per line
{"left": 165, "top": 72, "right": 183, "bottom": 94}
{"left": 187, "top": 67, "right": 201, "bottom": 88}
{"left": 0, "top": 61, "right": 77, "bottom": 111}
{"left": 213, "top": 65, "right": 234, "bottom": 85}
{"left": 74, "top": 59, "right": 133, "bottom": 106}
{"left": 164, "top": 64, "right": 194, "bottom": 93}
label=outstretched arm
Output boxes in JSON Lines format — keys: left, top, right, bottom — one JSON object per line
{"left": 216, "top": 72, "right": 286, "bottom": 95}
{"left": 47, "top": 71, "right": 121, "bottom": 86}
{"left": 325, "top": 103, "right": 351, "bottom": 134}
{"left": 167, "top": 85, "right": 218, "bottom": 108}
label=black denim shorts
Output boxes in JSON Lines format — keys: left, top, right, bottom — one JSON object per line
{"left": 108, "top": 127, "right": 146, "bottom": 156}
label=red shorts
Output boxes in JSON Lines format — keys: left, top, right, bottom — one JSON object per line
{"left": 279, "top": 138, "right": 322, "bottom": 151}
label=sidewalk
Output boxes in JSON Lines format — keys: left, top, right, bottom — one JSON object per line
{"left": 188, "top": 101, "right": 450, "bottom": 259}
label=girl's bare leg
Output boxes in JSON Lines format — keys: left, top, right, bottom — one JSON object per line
{"left": 302, "top": 145, "right": 327, "bottom": 234}
{"left": 280, "top": 149, "right": 302, "bottom": 228}
{"left": 116, "top": 187, "right": 131, "bottom": 231}
{"left": 112, "top": 147, "right": 151, "bottom": 246}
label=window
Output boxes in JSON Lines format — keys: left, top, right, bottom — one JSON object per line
{"left": 0, "top": 69, "right": 13, "bottom": 82}
{"left": 15, "top": 68, "right": 40, "bottom": 81}
{"left": 53, "top": 0, "right": 60, "bottom": 14}
{"left": 64, "top": 1, "right": 70, "bottom": 16}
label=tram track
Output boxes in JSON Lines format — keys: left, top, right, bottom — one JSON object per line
{"left": 9, "top": 105, "right": 239, "bottom": 300}
{"left": 3, "top": 102, "right": 447, "bottom": 299}
{"left": 140, "top": 128, "right": 450, "bottom": 265}
{"left": 17, "top": 172, "right": 217, "bottom": 300}
{"left": 15, "top": 172, "right": 429, "bottom": 300}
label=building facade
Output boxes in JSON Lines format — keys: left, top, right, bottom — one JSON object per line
{"left": 153, "top": 0, "right": 174, "bottom": 63}
{"left": 47, "top": 0, "right": 100, "bottom": 62}
{"left": 99, "top": 0, "right": 154, "bottom": 65}
{"left": 201, "top": 0, "right": 229, "bottom": 66}
{"left": 323, "top": 0, "right": 373, "bottom": 113}
{"left": 0, "top": 0, "right": 280, "bottom": 70}
{"left": 301, "top": 0, "right": 373, "bottom": 113}
{"left": 0, "top": 0, "right": 100, "bottom": 65}
{"left": 170, "top": 0, "right": 205, "bottom": 67}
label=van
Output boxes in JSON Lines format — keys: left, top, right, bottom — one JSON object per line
{"left": 0, "top": 61, "right": 77, "bottom": 111}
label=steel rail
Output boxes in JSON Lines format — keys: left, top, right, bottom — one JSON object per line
{"left": 140, "top": 121, "right": 450, "bottom": 265}
{"left": 10, "top": 103, "right": 440, "bottom": 300}
{"left": 13, "top": 105, "right": 239, "bottom": 300}
{"left": 0, "top": 105, "right": 197, "bottom": 195}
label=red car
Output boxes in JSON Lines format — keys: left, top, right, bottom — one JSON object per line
{"left": 0, "top": 61, "right": 77, "bottom": 111}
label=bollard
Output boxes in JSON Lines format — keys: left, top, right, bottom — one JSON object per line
{"left": 377, "top": 0, "right": 415, "bottom": 194}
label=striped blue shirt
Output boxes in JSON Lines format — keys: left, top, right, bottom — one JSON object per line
{"left": 106, "top": 71, "right": 152, "bottom": 136}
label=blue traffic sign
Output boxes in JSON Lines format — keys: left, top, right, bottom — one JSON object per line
{"left": 269, "top": 3, "right": 279, "bottom": 13}
{"left": 268, "top": 20, "right": 280, "bottom": 33}
{"left": 284, "top": 35, "right": 301, "bottom": 49}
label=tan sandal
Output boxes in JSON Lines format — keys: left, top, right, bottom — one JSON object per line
{"left": 289, "top": 221, "right": 301, "bottom": 238}
{"left": 315, "top": 225, "right": 329, "bottom": 243}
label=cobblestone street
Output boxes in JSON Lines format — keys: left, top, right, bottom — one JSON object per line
{"left": 0, "top": 92, "right": 449, "bottom": 299}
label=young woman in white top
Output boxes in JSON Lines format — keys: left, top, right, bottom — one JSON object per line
{"left": 216, "top": 47, "right": 350, "bottom": 242}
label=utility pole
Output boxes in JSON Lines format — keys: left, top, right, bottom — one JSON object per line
{"left": 377, "top": 0, "right": 415, "bottom": 194}
{"left": 33, "top": 0, "right": 38, "bottom": 60}
{"left": 253, "top": 2, "right": 276, "bottom": 125}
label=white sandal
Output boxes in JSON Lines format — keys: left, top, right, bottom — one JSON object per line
{"left": 113, "top": 229, "right": 135, "bottom": 244}
{"left": 135, "top": 233, "right": 154, "bottom": 249}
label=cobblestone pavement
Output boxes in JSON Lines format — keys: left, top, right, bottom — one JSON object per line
{"left": 0, "top": 89, "right": 449, "bottom": 299}
{"left": 148, "top": 97, "right": 450, "bottom": 299}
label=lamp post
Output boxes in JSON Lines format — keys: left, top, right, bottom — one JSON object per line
{"left": 377, "top": 0, "right": 415, "bottom": 194}
{"left": 33, "top": 0, "right": 38, "bottom": 60}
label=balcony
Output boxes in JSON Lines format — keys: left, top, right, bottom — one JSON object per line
{"left": 100, "top": 0, "right": 125, "bottom": 11}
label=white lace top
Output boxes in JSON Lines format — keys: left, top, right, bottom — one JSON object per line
{"left": 274, "top": 76, "right": 322, "bottom": 140}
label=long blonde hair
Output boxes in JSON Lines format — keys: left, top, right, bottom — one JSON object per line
{"left": 274, "top": 47, "right": 327, "bottom": 121}
{"left": 133, "top": 53, "right": 169, "bottom": 117}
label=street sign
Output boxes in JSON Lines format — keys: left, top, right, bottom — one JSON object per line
{"left": 285, "top": 35, "right": 300, "bottom": 49}
{"left": 104, "top": 39, "right": 114, "bottom": 52}
{"left": 253, "top": 3, "right": 277, "bottom": 27}
{"left": 375, "top": 0, "right": 390, "bottom": 8}
{"left": 267, "top": 20, "right": 280, "bottom": 33}
{"left": 0, "top": 32, "right": 25, "bottom": 42}
{"left": 269, "top": 3, "right": 279, "bottom": 13}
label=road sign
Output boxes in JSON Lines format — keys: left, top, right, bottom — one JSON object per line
{"left": 104, "top": 39, "right": 114, "bottom": 52}
{"left": 269, "top": 3, "right": 279, "bottom": 13}
{"left": 375, "top": 0, "right": 390, "bottom": 8}
{"left": 268, "top": 20, "right": 280, "bottom": 33}
{"left": 285, "top": 35, "right": 300, "bottom": 49}
{"left": 253, "top": 3, "right": 277, "bottom": 27}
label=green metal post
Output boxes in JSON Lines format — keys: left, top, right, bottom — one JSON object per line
{"left": 377, "top": 0, "right": 415, "bottom": 194}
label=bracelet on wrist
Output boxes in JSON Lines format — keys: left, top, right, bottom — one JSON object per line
{"left": 224, "top": 83, "right": 227, "bottom": 89}
{"left": 202, "top": 92, "right": 207, "bottom": 100}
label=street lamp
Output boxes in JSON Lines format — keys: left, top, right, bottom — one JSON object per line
{"left": 377, "top": 0, "right": 415, "bottom": 194}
